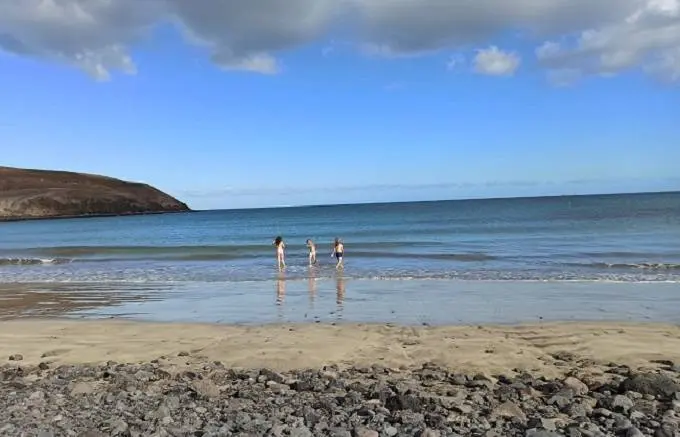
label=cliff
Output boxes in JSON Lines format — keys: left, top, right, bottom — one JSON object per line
{"left": 0, "top": 166, "right": 190, "bottom": 221}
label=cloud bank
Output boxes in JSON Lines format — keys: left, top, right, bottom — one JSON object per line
{"left": 1, "top": 0, "right": 679, "bottom": 83}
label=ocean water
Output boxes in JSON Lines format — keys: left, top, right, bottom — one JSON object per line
{"left": 1, "top": 192, "right": 679, "bottom": 324}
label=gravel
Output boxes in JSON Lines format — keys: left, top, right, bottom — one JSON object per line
{"left": 1, "top": 358, "right": 679, "bottom": 436}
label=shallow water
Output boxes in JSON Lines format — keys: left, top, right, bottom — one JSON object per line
{"left": 1, "top": 192, "right": 680, "bottom": 284}
{"left": 2, "top": 192, "right": 679, "bottom": 325}
{"left": 2, "top": 279, "right": 678, "bottom": 326}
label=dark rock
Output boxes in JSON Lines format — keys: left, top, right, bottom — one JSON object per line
{"left": 620, "top": 374, "right": 680, "bottom": 398}
{"left": 654, "top": 426, "right": 675, "bottom": 437}
{"left": 178, "top": 351, "right": 190, "bottom": 357}
{"left": 548, "top": 390, "right": 574, "bottom": 409}
{"left": 626, "top": 428, "right": 645, "bottom": 437}
{"left": 8, "top": 354, "right": 23, "bottom": 361}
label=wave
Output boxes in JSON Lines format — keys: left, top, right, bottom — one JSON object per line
{"left": 3, "top": 243, "right": 492, "bottom": 263}
{"left": 569, "top": 261, "right": 680, "bottom": 271}
{"left": 348, "top": 251, "right": 496, "bottom": 261}
{"left": 0, "top": 257, "right": 71, "bottom": 266}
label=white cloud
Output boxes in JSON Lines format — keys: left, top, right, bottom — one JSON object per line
{"left": 473, "top": 46, "right": 520, "bottom": 76}
{"left": 0, "top": 0, "right": 679, "bottom": 83}
{"left": 536, "top": 0, "right": 680, "bottom": 82}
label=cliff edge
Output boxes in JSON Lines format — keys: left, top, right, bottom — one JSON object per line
{"left": 0, "top": 166, "right": 190, "bottom": 221}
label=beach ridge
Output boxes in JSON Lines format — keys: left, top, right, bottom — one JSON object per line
{"left": 2, "top": 319, "right": 680, "bottom": 377}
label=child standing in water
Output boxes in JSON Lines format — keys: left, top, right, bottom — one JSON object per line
{"left": 273, "top": 236, "right": 286, "bottom": 270}
{"left": 306, "top": 239, "right": 317, "bottom": 265}
{"left": 332, "top": 237, "right": 344, "bottom": 269}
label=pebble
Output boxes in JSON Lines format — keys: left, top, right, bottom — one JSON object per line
{"left": 0, "top": 361, "right": 678, "bottom": 437}
{"left": 626, "top": 427, "right": 645, "bottom": 437}
{"left": 564, "top": 377, "right": 589, "bottom": 396}
{"left": 353, "top": 427, "right": 379, "bottom": 437}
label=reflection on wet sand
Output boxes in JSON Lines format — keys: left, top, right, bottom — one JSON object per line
{"left": 308, "top": 268, "right": 317, "bottom": 307}
{"left": 0, "top": 283, "right": 164, "bottom": 320}
{"left": 276, "top": 272, "right": 286, "bottom": 305}
{"left": 336, "top": 274, "right": 346, "bottom": 306}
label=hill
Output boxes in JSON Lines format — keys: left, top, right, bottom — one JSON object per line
{"left": 0, "top": 166, "right": 190, "bottom": 221}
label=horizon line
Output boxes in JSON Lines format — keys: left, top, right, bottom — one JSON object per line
{"left": 190, "top": 189, "right": 680, "bottom": 213}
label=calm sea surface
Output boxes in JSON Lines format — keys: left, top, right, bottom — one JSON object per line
{"left": 1, "top": 192, "right": 679, "bottom": 324}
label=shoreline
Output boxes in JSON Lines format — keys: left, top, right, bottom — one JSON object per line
{"left": 2, "top": 319, "right": 680, "bottom": 376}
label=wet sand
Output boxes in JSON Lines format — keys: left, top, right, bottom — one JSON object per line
{"left": 3, "top": 279, "right": 679, "bottom": 326}
{"left": 2, "top": 319, "right": 680, "bottom": 377}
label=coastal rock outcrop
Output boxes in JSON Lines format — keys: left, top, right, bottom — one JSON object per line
{"left": 0, "top": 166, "right": 189, "bottom": 221}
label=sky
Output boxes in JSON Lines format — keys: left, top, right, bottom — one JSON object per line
{"left": 0, "top": 0, "right": 679, "bottom": 210}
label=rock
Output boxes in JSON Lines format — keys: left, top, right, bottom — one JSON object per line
{"left": 177, "top": 351, "right": 189, "bottom": 357}
{"left": 491, "top": 401, "right": 527, "bottom": 424}
{"left": 290, "top": 427, "right": 314, "bottom": 437}
{"left": 620, "top": 374, "right": 680, "bottom": 398}
{"left": 626, "top": 428, "right": 645, "bottom": 437}
{"left": 0, "top": 166, "right": 190, "bottom": 221}
{"left": 1, "top": 361, "right": 678, "bottom": 437}
{"left": 564, "top": 377, "right": 589, "bottom": 396}
{"left": 630, "top": 411, "right": 646, "bottom": 421}
{"left": 654, "top": 426, "right": 675, "bottom": 437}
{"left": 548, "top": 390, "right": 574, "bottom": 409}
{"left": 566, "top": 401, "right": 593, "bottom": 418}
{"left": 8, "top": 354, "right": 23, "bottom": 361}
{"left": 260, "top": 369, "right": 287, "bottom": 384}
{"left": 330, "top": 428, "right": 352, "bottom": 437}
{"left": 539, "top": 418, "right": 558, "bottom": 431}
{"left": 110, "top": 418, "right": 129, "bottom": 436}
{"left": 38, "top": 362, "right": 49, "bottom": 370}
{"left": 191, "top": 379, "right": 220, "bottom": 398}
{"left": 612, "top": 394, "right": 635, "bottom": 413}
{"left": 383, "top": 426, "right": 398, "bottom": 437}
{"left": 70, "top": 381, "right": 96, "bottom": 396}
{"left": 353, "top": 427, "right": 379, "bottom": 437}
{"left": 526, "top": 429, "right": 561, "bottom": 437}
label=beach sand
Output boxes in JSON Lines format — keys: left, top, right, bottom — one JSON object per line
{"left": 2, "top": 319, "right": 679, "bottom": 377}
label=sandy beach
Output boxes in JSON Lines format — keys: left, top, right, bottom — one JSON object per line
{"left": 2, "top": 319, "right": 680, "bottom": 377}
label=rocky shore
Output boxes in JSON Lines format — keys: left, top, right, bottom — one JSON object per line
{"left": 2, "top": 354, "right": 679, "bottom": 437}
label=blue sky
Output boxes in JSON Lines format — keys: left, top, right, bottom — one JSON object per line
{"left": 1, "top": 1, "right": 679, "bottom": 209}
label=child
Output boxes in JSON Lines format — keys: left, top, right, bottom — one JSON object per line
{"left": 306, "top": 239, "right": 317, "bottom": 265}
{"left": 332, "top": 237, "right": 344, "bottom": 269}
{"left": 273, "top": 236, "right": 286, "bottom": 270}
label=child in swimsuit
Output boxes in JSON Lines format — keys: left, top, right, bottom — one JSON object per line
{"left": 273, "top": 236, "right": 286, "bottom": 270}
{"left": 332, "top": 237, "right": 344, "bottom": 269}
{"left": 306, "top": 239, "right": 317, "bottom": 265}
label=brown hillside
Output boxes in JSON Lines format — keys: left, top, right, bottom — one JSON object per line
{"left": 0, "top": 166, "right": 190, "bottom": 221}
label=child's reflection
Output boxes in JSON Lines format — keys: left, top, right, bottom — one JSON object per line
{"left": 276, "top": 271, "right": 286, "bottom": 305}
{"left": 307, "top": 268, "right": 317, "bottom": 307}
{"left": 336, "top": 273, "right": 346, "bottom": 306}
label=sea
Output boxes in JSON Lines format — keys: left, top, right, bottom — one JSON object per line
{"left": 1, "top": 192, "right": 679, "bottom": 325}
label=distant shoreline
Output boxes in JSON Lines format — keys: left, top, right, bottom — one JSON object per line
{"left": 0, "top": 209, "right": 194, "bottom": 224}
